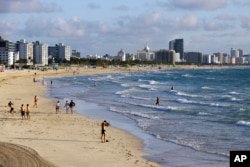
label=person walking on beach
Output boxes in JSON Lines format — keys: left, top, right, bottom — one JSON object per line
{"left": 20, "top": 104, "right": 25, "bottom": 120}
{"left": 56, "top": 101, "right": 60, "bottom": 114}
{"left": 33, "top": 96, "right": 38, "bottom": 108}
{"left": 101, "top": 120, "right": 109, "bottom": 143}
{"left": 155, "top": 97, "right": 160, "bottom": 106}
{"left": 8, "top": 101, "right": 14, "bottom": 116}
{"left": 26, "top": 104, "right": 30, "bottom": 120}
{"left": 64, "top": 100, "right": 69, "bottom": 114}
{"left": 69, "top": 100, "right": 75, "bottom": 114}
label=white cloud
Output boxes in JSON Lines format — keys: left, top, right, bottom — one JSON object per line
{"left": 241, "top": 16, "right": 250, "bottom": 29}
{"left": 174, "top": 15, "right": 199, "bottom": 29}
{"left": 87, "top": 2, "right": 101, "bottom": 9}
{"left": 171, "top": 0, "right": 227, "bottom": 10}
{"left": 0, "top": 0, "right": 60, "bottom": 13}
{"left": 0, "top": 20, "right": 17, "bottom": 36}
{"left": 23, "top": 17, "right": 85, "bottom": 38}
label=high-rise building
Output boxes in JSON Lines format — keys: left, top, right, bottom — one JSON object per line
{"left": 184, "top": 52, "right": 202, "bottom": 64}
{"left": 33, "top": 41, "right": 48, "bottom": 66}
{"left": 169, "top": 39, "right": 184, "bottom": 60}
{"left": 17, "top": 39, "right": 34, "bottom": 65}
{"left": 48, "top": 43, "right": 71, "bottom": 62}
{"left": 155, "top": 49, "right": 176, "bottom": 64}
{"left": 0, "top": 36, "right": 17, "bottom": 65}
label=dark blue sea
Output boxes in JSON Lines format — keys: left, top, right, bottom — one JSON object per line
{"left": 46, "top": 67, "right": 250, "bottom": 167}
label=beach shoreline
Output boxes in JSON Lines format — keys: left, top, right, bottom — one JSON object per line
{"left": 0, "top": 65, "right": 245, "bottom": 166}
{"left": 0, "top": 67, "right": 162, "bottom": 167}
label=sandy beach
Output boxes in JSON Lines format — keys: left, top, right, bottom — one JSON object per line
{"left": 0, "top": 67, "right": 160, "bottom": 167}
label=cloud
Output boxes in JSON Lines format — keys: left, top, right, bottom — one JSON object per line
{"left": 0, "top": 20, "right": 17, "bottom": 36}
{"left": 87, "top": 2, "right": 101, "bottom": 9}
{"left": 240, "top": 16, "right": 250, "bottom": 29}
{"left": 215, "top": 14, "right": 236, "bottom": 21}
{"left": 112, "top": 5, "right": 130, "bottom": 11}
{"left": 203, "top": 21, "right": 230, "bottom": 31}
{"left": 173, "top": 15, "right": 199, "bottom": 29}
{"left": 23, "top": 17, "right": 86, "bottom": 38}
{"left": 0, "top": 0, "right": 60, "bottom": 13}
{"left": 170, "top": 0, "right": 227, "bottom": 10}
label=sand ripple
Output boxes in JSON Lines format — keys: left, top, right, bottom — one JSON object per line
{"left": 0, "top": 142, "right": 56, "bottom": 167}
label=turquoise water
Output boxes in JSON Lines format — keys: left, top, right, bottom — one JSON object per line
{"left": 46, "top": 67, "right": 250, "bottom": 166}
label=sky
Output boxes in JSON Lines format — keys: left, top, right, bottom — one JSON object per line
{"left": 1, "top": 0, "right": 250, "bottom": 57}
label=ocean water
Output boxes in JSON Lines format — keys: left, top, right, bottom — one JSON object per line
{"left": 46, "top": 67, "right": 250, "bottom": 167}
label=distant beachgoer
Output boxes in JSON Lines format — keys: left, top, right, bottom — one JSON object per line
{"left": 33, "top": 96, "right": 38, "bottom": 108}
{"left": 171, "top": 86, "right": 174, "bottom": 90}
{"left": 26, "top": 104, "right": 30, "bottom": 120}
{"left": 20, "top": 104, "right": 25, "bottom": 120}
{"left": 8, "top": 101, "right": 14, "bottom": 116}
{"left": 51, "top": 80, "right": 52, "bottom": 86}
{"left": 69, "top": 100, "right": 75, "bottom": 114}
{"left": 64, "top": 100, "right": 69, "bottom": 114}
{"left": 101, "top": 120, "right": 109, "bottom": 143}
{"left": 56, "top": 101, "right": 60, "bottom": 114}
{"left": 155, "top": 97, "right": 160, "bottom": 106}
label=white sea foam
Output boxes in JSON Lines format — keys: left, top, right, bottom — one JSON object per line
{"left": 237, "top": 120, "right": 250, "bottom": 126}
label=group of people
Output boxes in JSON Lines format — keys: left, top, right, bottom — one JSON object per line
{"left": 8, "top": 101, "right": 30, "bottom": 120}
{"left": 55, "top": 100, "right": 76, "bottom": 114}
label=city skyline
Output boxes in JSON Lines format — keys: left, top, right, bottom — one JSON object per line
{"left": 1, "top": 0, "right": 250, "bottom": 56}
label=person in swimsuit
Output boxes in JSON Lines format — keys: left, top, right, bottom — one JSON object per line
{"left": 101, "top": 120, "right": 109, "bottom": 143}
{"left": 20, "top": 104, "right": 25, "bottom": 120}
{"left": 33, "top": 96, "right": 38, "bottom": 108}
{"left": 26, "top": 104, "right": 30, "bottom": 120}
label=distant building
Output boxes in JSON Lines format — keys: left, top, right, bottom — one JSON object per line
{"left": 169, "top": 39, "right": 184, "bottom": 60}
{"left": 184, "top": 52, "right": 202, "bottom": 64}
{"left": 137, "top": 44, "right": 155, "bottom": 61}
{"left": 17, "top": 39, "right": 33, "bottom": 65}
{"left": 155, "top": 49, "right": 176, "bottom": 64}
{"left": 33, "top": 41, "right": 48, "bottom": 66}
{"left": 48, "top": 43, "right": 71, "bottom": 62}
{"left": 71, "top": 50, "right": 81, "bottom": 58}
{"left": 214, "top": 52, "right": 223, "bottom": 64}
{"left": 230, "top": 48, "right": 240, "bottom": 57}
{"left": 0, "top": 36, "right": 17, "bottom": 66}
{"left": 117, "top": 48, "right": 126, "bottom": 61}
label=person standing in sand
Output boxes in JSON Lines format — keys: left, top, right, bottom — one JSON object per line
{"left": 56, "top": 101, "right": 60, "bottom": 114}
{"left": 64, "top": 100, "right": 69, "bottom": 114}
{"left": 69, "top": 100, "right": 75, "bottom": 114}
{"left": 8, "top": 101, "right": 14, "bottom": 116}
{"left": 33, "top": 96, "right": 38, "bottom": 108}
{"left": 101, "top": 120, "right": 109, "bottom": 143}
{"left": 26, "top": 104, "right": 30, "bottom": 120}
{"left": 20, "top": 104, "right": 25, "bottom": 120}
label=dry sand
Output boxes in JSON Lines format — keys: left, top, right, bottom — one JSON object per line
{"left": 0, "top": 67, "right": 160, "bottom": 167}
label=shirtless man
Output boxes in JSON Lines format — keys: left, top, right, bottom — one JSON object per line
{"left": 101, "top": 120, "right": 109, "bottom": 143}
{"left": 20, "top": 104, "right": 25, "bottom": 120}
